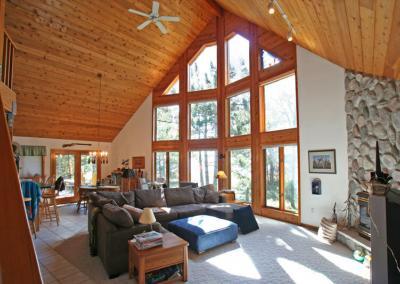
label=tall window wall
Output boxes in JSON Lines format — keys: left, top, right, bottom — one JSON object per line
{"left": 152, "top": 16, "right": 298, "bottom": 223}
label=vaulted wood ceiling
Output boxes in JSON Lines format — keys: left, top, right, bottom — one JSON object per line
{"left": 216, "top": 0, "right": 400, "bottom": 80}
{"left": 6, "top": 0, "right": 215, "bottom": 141}
{"left": 6, "top": 0, "right": 400, "bottom": 142}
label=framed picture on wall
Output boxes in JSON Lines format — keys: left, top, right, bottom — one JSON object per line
{"left": 308, "top": 149, "right": 336, "bottom": 174}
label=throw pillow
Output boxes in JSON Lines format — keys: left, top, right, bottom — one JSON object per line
{"left": 89, "top": 193, "right": 118, "bottom": 208}
{"left": 122, "top": 204, "right": 143, "bottom": 223}
{"left": 192, "top": 187, "right": 207, "bottom": 203}
{"left": 164, "top": 187, "right": 195, "bottom": 206}
{"left": 135, "top": 189, "right": 167, "bottom": 209}
{"left": 98, "top": 191, "right": 135, "bottom": 207}
{"left": 233, "top": 205, "right": 259, "bottom": 234}
{"left": 102, "top": 203, "right": 134, "bottom": 228}
{"left": 204, "top": 189, "right": 219, "bottom": 204}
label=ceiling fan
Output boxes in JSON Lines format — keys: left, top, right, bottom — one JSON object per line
{"left": 128, "top": 1, "right": 180, "bottom": 34}
{"left": 62, "top": 143, "right": 92, "bottom": 148}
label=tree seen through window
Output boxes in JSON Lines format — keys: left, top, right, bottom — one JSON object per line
{"left": 229, "top": 91, "right": 251, "bottom": 136}
{"left": 155, "top": 105, "right": 180, "bottom": 141}
{"left": 188, "top": 45, "right": 217, "bottom": 91}
{"left": 227, "top": 34, "right": 250, "bottom": 84}
{"left": 190, "top": 101, "right": 217, "bottom": 139}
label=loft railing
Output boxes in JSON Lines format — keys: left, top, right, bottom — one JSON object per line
{"left": 1, "top": 31, "right": 15, "bottom": 89}
{"left": 0, "top": 97, "right": 42, "bottom": 282}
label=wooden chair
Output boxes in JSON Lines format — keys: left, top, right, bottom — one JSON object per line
{"left": 76, "top": 186, "right": 89, "bottom": 213}
{"left": 40, "top": 178, "right": 62, "bottom": 226}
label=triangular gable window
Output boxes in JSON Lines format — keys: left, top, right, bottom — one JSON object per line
{"left": 260, "top": 49, "right": 281, "bottom": 70}
{"left": 164, "top": 77, "right": 179, "bottom": 95}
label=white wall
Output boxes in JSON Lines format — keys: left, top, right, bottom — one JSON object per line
{"left": 111, "top": 94, "right": 152, "bottom": 178}
{"left": 13, "top": 136, "right": 112, "bottom": 178}
{"left": 297, "top": 46, "right": 348, "bottom": 226}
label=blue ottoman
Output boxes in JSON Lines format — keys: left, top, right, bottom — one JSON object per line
{"left": 168, "top": 215, "right": 238, "bottom": 254}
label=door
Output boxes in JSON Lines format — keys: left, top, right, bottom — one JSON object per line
{"left": 51, "top": 150, "right": 101, "bottom": 204}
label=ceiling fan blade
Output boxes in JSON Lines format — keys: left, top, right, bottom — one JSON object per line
{"left": 152, "top": 1, "right": 160, "bottom": 17}
{"left": 137, "top": 19, "right": 152, "bottom": 30}
{"left": 155, "top": 21, "right": 168, "bottom": 34}
{"left": 158, "top": 16, "right": 180, "bottom": 22}
{"left": 128, "top": 8, "right": 149, "bottom": 18}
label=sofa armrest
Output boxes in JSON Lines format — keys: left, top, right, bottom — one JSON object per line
{"left": 219, "top": 190, "right": 236, "bottom": 203}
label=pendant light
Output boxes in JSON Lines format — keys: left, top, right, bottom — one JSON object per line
{"left": 88, "top": 73, "right": 109, "bottom": 165}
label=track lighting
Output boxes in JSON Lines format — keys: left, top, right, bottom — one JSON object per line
{"left": 287, "top": 29, "right": 293, "bottom": 42}
{"left": 268, "top": 0, "right": 275, "bottom": 15}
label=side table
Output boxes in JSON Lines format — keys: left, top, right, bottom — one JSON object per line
{"left": 128, "top": 232, "right": 188, "bottom": 284}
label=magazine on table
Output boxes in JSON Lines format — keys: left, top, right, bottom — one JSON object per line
{"left": 131, "top": 231, "right": 163, "bottom": 250}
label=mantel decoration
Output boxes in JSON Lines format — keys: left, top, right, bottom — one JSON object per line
{"left": 369, "top": 141, "right": 392, "bottom": 196}
{"left": 88, "top": 73, "right": 109, "bottom": 164}
{"left": 308, "top": 149, "right": 336, "bottom": 174}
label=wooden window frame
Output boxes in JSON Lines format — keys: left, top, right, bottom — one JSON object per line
{"left": 153, "top": 151, "right": 180, "bottom": 187}
{"left": 225, "top": 33, "right": 251, "bottom": 86}
{"left": 163, "top": 76, "right": 180, "bottom": 96}
{"left": 226, "top": 89, "right": 251, "bottom": 138}
{"left": 153, "top": 104, "right": 180, "bottom": 142}
{"left": 187, "top": 42, "right": 218, "bottom": 93}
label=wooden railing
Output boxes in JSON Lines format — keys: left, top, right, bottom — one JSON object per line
{"left": 1, "top": 31, "right": 15, "bottom": 89}
{"left": 0, "top": 97, "right": 42, "bottom": 282}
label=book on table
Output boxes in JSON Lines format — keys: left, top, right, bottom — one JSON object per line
{"left": 131, "top": 231, "right": 163, "bottom": 250}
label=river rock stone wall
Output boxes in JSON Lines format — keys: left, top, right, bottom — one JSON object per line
{"left": 345, "top": 71, "right": 400, "bottom": 194}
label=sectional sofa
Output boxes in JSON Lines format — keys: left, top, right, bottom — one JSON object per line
{"left": 88, "top": 186, "right": 229, "bottom": 278}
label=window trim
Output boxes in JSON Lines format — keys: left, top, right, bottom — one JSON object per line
{"left": 163, "top": 76, "right": 179, "bottom": 96}
{"left": 153, "top": 104, "right": 180, "bottom": 142}
{"left": 226, "top": 33, "right": 251, "bottom": 86}
{"left": 263, "top": 144, "right": 299, "bottom": 213}
{"left": 260, "top": 71, "right": 297, "bottom": 133}
{"left": 227, "top": 89, "right": 251, "bottom": 138}
{"left": 188, "top": 99, "right": 218, "bottom": 140}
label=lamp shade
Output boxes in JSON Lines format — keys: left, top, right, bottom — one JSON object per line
{"left": 139, "top": 208, "right": 156, "bottom": 225}
{"left": 216, "top": 170, "right": 228, "bottom": 179}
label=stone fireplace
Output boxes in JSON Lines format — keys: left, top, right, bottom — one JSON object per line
{"left": 345, "top": 71, "right": 400, "bottom": 226}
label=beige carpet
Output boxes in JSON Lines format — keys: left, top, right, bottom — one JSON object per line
{"left": 35, "top": 205, "right": 370, "bottom": 283}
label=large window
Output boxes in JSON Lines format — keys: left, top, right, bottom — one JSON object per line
{"left": 189, "top": 45, "right": 217, "bottom": 91}
{"left": 155, "top": 105, "right": 180, "bottom": 141}
{"left": 265, "top": 145, "right": 298, "bottom": 213}
{"left": 260, "top": 49, "right": 281, "bottom": 70}
{"left": 190, "top": 101, "right": 217, "bottom": 139}
{"left": 154, "top": 152, "right": 180, "bottom": 188}
{"left": 229, "top": 91, "right": 251, "bottom": 137}
{"left": 264, "top": 74, "right": 297, "bottom": 131}
{"left": 230, "top": 149, "right": 252, "bottom": 202}
{"left": 190, "top": 150, "right": 218, "bottom": 188}
{"left": 227, "top": 34, "right": 250, "bottom": 84}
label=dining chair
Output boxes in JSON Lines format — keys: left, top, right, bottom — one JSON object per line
{"left": 40, "top": 176, "right": 63, "bottom": 226}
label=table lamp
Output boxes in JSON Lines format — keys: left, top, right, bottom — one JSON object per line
{"left": 216, "top": 170, "right": 228, "bottom": 190}
{"left": 139, "top": 208, "right": 156, "bottom": 231}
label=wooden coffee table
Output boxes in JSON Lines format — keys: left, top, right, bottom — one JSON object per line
{"left": 128, "top": 232, "right": 188, "bottom": 284}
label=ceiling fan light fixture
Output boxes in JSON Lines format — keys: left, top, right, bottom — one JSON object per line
{"left": 268, "top": 0, "right": 275, "bottom": 15}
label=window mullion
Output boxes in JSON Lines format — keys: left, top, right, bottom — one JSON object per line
{"left": 279, "top": 146, "right": 285, "bottom": 210}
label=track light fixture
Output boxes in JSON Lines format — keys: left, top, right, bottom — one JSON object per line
{"left": 267, "top": 0, "right": 295, "bottom": 42}
{"left": 268, "top": 0, "right": 275, "bottom": 15}
{"left": 287, "top": 29, "right": 293, "bottom": 42}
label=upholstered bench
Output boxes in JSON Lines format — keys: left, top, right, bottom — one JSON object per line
{"left": 168, "top": 215, "right": 238, "bottom": 254}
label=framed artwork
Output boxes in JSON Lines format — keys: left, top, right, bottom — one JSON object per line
{"left": 132, "top": 156, "right": 145, "bottom": 169}
{"left": 308, "top": 149, "right": 336, "bottom": 174}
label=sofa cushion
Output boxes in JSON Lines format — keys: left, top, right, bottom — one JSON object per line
{"left": 151, "top": 208, "right": 178, "bottom": 224}
{"left": 89, "top": 193, "right": 118, "bottom": 208}
{"left": 204, "top": 189, "right": 219, "bottom": 204}
{"left": 165, "top": 187, "right": 195, "bottom": 207}
{"left": 98, "top": 191, "right": 135, "bottom": 207}
{"left": 135, "top": 189, "right": 166, "bottom": 208}
{"left": 171, "top": 204, "right": 207, "bottom": 218}
{"left": 102, "top": 203, "right": 134, "bottom": 228}
{"left": 122, "top": 205, "right": 143, "bottom": 223}
{"left": 192, "top": 187, "right": 207, "bottom": 203}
